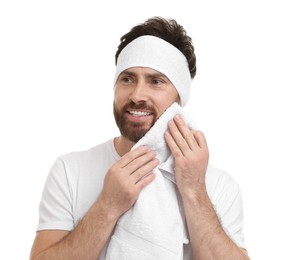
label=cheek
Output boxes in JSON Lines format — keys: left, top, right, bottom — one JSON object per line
{"left": 155, "top": 91, "right": 179, "bottom": 106}
{"left": 114, "top": 87, "right": 127, "bottom": 105}
{"left": 170, "top": 88, "right": 180, "bottom": 104}
{"left": 154, "top": 92, "right": 180, "bottom": 116}
{"left": 114, "top": 85, "right": 130, "bottom": 101}
{"left": 113, "top": 96, "right": 124, "bottom": 112}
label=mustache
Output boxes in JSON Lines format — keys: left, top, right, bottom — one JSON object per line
{"left": 123, "top": 101, "right": 155, "bottom": 112}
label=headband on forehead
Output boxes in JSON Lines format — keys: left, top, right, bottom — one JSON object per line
{"left": 114, "top": 35, "right": 192, "bottom": 107}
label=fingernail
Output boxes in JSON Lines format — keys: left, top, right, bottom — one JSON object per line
{"left": 141, "top": 145, "right": 149, "bottom": 150}
{"left": 174, "top": 114, "right": 182, "bottom": 120}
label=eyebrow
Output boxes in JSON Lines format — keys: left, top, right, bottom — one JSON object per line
{"left": 119, "top": 71, "right": 136, "bottom": 77}
{"left": 120, "top": 70, "right": 170, "bottom": 81}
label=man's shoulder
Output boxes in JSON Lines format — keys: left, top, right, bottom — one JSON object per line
{"left": 206, "top": 164, "right": 240, "bottom": 198}
{"left": 58, "top": 139, "right": 114, "bottom": 164}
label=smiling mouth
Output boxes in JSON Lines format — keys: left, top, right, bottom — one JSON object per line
{"left": 127, "top": 110, "right": 153, "bottom": 117}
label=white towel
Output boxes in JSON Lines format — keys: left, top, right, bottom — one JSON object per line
{"left": 106, "top": 102, "right": 196, "bottom": 260}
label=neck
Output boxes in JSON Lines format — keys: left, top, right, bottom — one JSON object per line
{"left": 114, "top": 136, "right": 135, "bottom": 156}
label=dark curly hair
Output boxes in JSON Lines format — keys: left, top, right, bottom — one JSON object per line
{"left": 115, "top": 16, "right": 196, "bottom": 79}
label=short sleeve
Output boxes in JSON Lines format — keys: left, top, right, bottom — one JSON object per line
{"left": 214, "top": 177, "right": 246, "bottom": 249}
{"left": 36, "top": 158, "right": 74, "bottom": 231}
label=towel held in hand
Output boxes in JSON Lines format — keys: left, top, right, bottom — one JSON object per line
{"left": 106, "top": 102, "right": 196, "bottom": 260}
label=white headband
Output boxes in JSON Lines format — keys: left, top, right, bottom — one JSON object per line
{"left": 114, "top": 35, "right": 192, "bottom": 107}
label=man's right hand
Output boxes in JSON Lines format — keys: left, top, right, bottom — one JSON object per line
{"left": 30, "top": 146, "right": 158, "bottom": 260}
{"left": 98, "top": 145, "right": 158, "bottom": 220}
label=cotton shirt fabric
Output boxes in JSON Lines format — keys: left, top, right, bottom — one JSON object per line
{"left": 37, "top": 138, "right": 246, "bottom": 259}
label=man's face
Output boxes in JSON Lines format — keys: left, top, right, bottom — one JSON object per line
{"left": 113, "top": 67, "right": 180, "bottom": 143}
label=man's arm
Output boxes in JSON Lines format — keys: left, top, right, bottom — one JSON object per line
{"left": 165, "top": 115, "right": 250, "bottom": 259}
{"left": 180, "top": 185, "right": 249, "bottom": 259}
{"left": 30, "top": 198, "right": 118, "bottom": 260}
{"left": 30, "top": 145, "right": 158, "bottom": 260}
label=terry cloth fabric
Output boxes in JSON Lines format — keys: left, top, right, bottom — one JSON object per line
{"left": 114, "top": 35, "right": 192, "bottom": 107}
{"left": 106, "top": 102, "right": 196, "bottom": 260}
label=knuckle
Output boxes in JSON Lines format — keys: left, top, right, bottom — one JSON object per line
{"left": 108, "top": 165, "right": 118, "bottom": 176}
{"left": 125, "top": 153, "right": 134, "bottom": 161}
{"left": 178, "top": 139, "right": 187, "bottom": 148}
{"left": 173, "top": 149, "right": 182, "bottom": 157}
{"left": 125, "top": 189, "right": 136, "bottom": 200}
{"left": 136, "top": 169, "right": 142, "bottom": 178}
{"left": 131, "top": 161, "right": 139, "bottom": 170}
{"left": 196, "top": 130, "right": 204, "bottom": 137}
{"left": 185, "top": 130, "right": 192, "bottom": 138}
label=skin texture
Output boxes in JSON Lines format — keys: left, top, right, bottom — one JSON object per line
{"left": 165, "top": 115, "right": 249, "bottom": 259}
{"left": 30, "top": 67, "right": 249, "bottom": 259}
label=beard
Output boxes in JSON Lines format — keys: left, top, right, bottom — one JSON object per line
{"left": 113, "top": 101, "right": 157, "bottom": 143}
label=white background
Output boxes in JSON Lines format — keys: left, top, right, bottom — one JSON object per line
{"left": 1, "top": 0, "right": 285, "bottom": 259}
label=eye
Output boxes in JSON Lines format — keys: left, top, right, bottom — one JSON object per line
{"left": 119, "top": 75, "right": 133, "bottom": 84}
{"left": 151, "top": 78, "right": 165, "bottom": 86}
{"left": 122, "top": 77, "right": 131, "bottom": 82}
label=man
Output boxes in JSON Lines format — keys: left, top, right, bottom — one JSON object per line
{"left": 30, "top": 16, "right": 249, "bottom": 259}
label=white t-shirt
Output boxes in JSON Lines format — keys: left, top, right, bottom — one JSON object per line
{"left": 37, "top": 138, "right": 246, "bottom": 259}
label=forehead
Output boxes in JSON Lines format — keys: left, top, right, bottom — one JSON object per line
{"left": 120, "top": 67, "right": 170, "bottom": 79}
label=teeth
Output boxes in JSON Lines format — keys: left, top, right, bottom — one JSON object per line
{"left": 129, "top": 110, "right": 151, "bottom": 116}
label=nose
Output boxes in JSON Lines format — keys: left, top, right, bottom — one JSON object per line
{"left": 129, "top": 81, "right": 148, "bottom": 103}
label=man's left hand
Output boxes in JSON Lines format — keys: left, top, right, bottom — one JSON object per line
{"left": 164, "top": 114, "right": 209, "bottom": 198}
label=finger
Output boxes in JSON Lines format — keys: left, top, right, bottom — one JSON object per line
{"left": 173, "top": 115, "right": 198, "bottom": 150}
{"left": 193, "top": 130, "right": 208, "bottom": 149}
{"left": 125, "top": 150, "right": 157, "bottom": 174}
{"left": 164, "top": 131, "right": 183, "bottom": 158}
{"left": 135, "top": 171, "right": 156, "bottom": 189}
{"left": 117, "top": 145, "right": 149, "bottom": 168}
{"left": 132, "top": 158, "right": 159, "bottom": 184}
{"left": 167, "top": 119, "right": 190, "bottom": 156}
